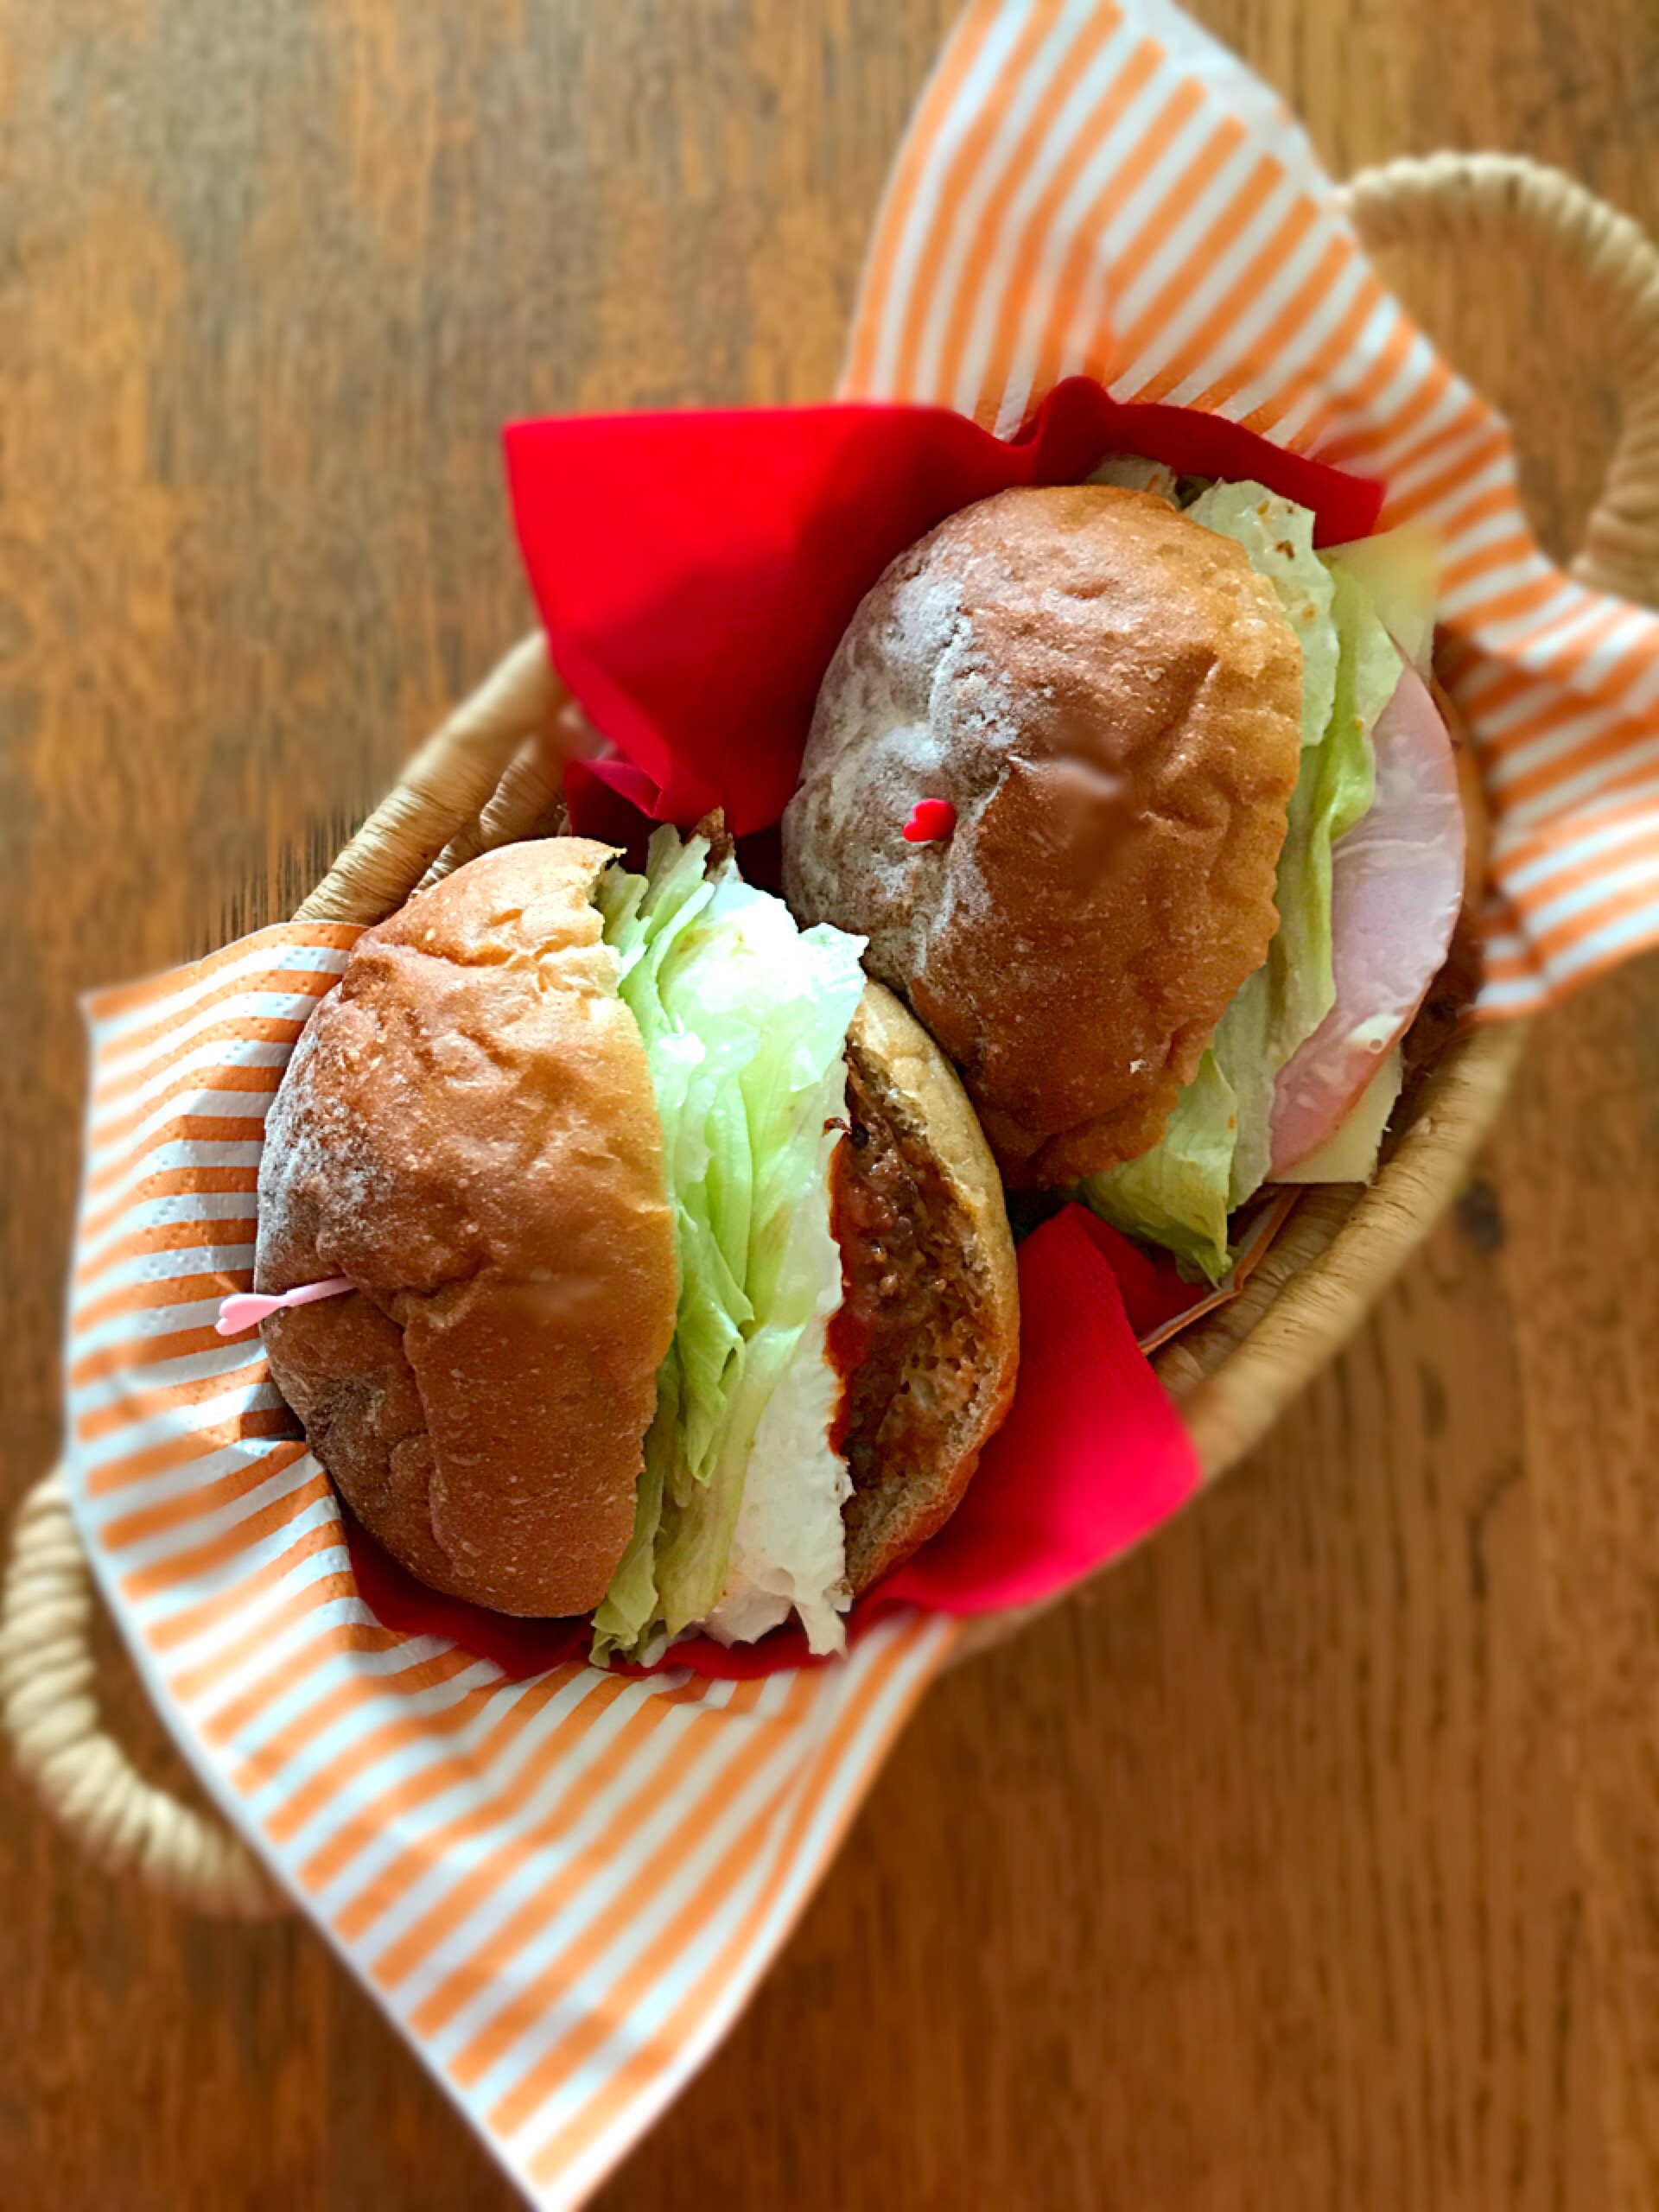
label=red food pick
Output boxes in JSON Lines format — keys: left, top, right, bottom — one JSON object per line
{"left": 902, "top": 798, "right": 957, "bottom": 843}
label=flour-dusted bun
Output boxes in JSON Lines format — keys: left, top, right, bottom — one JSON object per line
{"left": 782, "top": 483, "right": 1306, "bottom": 1186}
{"left": 834, "top": 982, "right": 1020, "bottom": 1593}
{"left": 257, "top": 839, "right": 678, "bottom": 1617}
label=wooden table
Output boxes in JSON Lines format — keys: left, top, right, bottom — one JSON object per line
{"left": 3, "top": 3, "right": 1656, "bottom": 2204}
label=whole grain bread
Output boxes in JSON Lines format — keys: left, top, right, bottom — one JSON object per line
{"left": 782, "top": 482, "right": 1305, "bottom": 1185}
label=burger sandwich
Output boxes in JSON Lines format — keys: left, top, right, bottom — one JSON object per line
{"left": 252, "top": 828, "right": 1019, "bottom": 1662}
{"left": 782, "top": 458, "right": 1483, "bottom": 1281}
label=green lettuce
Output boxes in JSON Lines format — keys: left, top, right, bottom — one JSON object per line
{"left": 588, "top": 830, "right": 867, "bottom": 1664}
{"left": 1212, "top": 558, "right": 1399, "bottom": 1205}
{"left": 1080, "top": 1051, "right": 1238, "bottom": 1281}
{"left": 1080, "top": 484, "right": 1403, "bottom": 1280}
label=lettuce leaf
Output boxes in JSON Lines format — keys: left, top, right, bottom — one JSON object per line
{"left": 1212, "top": 559, "right": 1397, "bottom": 1203}
{"left": 1077, "top": 1051, "right": 1238, "bottom": 1282}
{"left": 1077, "top": 486, "right": 1403, "bottom": 1279}
{"left": 589, "top": 830, "right": 867, "bottom": 1663}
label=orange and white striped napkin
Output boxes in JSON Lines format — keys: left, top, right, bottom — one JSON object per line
{"left": 62, "top": 5, "right": 1659, "bottom": 2206}
{"left": 70, "top": 930, "right": 952, "bottom": 2206}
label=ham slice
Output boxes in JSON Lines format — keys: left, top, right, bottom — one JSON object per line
{"left": 1269, "top": 662, "right": 1465, "bottom": 1176}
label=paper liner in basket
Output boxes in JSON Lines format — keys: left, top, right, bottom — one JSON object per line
{"left": 60, "top": 5, "right": 1659, "bottom": 2208}
{"left": 70, "top": 933, "right": 954, "bottom": 2209}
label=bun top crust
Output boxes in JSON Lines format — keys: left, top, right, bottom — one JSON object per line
{"left": 256, "top": 839, "right": 678, "bottom": 1617}
{"left": 781, "top": 483, "right": 1305, "bottom": 1185}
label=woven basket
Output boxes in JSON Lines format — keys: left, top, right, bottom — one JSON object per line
{"left": 5, "top": 152, "right": 1658, "bottom": 1922}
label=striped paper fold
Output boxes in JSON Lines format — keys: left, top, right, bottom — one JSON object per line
{"left": 842, "top": 0, "right": 1659, "bottom": 1013}
{"left": 68, "top": 928, "right": 955, "bottom": 2209}
{"left": 62, "top": 5, "right": 1659, "bottom": 2206}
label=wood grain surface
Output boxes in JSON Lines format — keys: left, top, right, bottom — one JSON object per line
{"left": 3, "top": 3, "right": 1656, "bottom": 2206}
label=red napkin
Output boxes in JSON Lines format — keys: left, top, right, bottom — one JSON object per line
{"left": 336, "top": 381, "right": 1379, "bottom": 1679}
{"left": 876, "top": 1206, "right": 1198, "bottom": 1613}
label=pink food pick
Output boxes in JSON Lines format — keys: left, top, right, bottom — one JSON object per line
{"left": 902, "top": 797, "right": 957, "bottom": 843}
{"left": 215, "top": 1277, "right": 353, "bottom": 1337}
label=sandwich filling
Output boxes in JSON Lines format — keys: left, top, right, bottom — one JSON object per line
{"left": 1077, "top": 461, "right": 1448, "bottom": 1281}
{"left": 590, "top": 829, "right": 868, "bottom": 1664}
